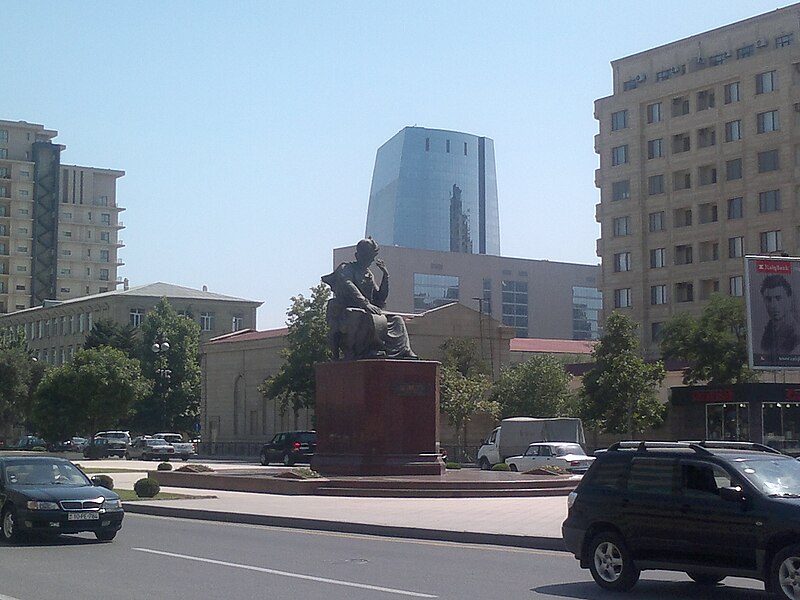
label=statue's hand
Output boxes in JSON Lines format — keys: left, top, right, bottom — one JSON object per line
{"left": 375, "top": 258, "right": 388, "bottom": 274}
{"left": 367, "top": 304, "right": 383, "bottom": 315}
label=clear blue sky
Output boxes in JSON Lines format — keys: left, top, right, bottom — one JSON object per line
{"left": 4, "top": 1, "right": 789, "bottom": 329}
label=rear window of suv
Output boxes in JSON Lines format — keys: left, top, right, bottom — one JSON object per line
{"left": 297, "top": 432, "right": 316, "bottom": 443}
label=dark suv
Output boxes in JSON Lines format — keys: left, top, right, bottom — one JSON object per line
{"left": 259, "top": 431, "right": 316, "bottom": 466}
{"left": 563, "top": 441, "right": 800, "bottom": 598}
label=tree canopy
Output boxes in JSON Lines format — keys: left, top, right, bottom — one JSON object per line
{"left": 491, "top": 354, "right": 575, "bottom": 419}
{"left": 33, "top": 346, "right": 151, "bottom": 441}
{"left": 84, "top": 318, "right": 138, "bottom": 357}
{"left": 259, "top": 284, "right": 331, "bottom": 426}
{"left": 660, "top": 294, "right": 757, "bottom": 385}
{"left": 580, "top": 312, "right": 666, "bottom": 437}
{"left": 0, "top": 330, "right": 42, "bottom": 436}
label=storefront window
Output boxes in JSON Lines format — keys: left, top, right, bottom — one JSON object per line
{"left": 762, "top": 402, "right": 800, "bottom": 454}
{"left": 706, "top": 403, "right": 749, "bottom": 441}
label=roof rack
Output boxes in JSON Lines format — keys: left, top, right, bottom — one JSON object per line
{"left": 606, "top": 440, "right": 783, "bottom": 456}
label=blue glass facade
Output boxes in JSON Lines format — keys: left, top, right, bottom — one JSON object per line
{"left": 366, "top": 127, "right": 501, "bottom": 255}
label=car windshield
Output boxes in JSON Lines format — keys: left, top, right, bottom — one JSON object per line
{"left": 732, "top": 456, "right": 800, "bottom": 497}
{"left": 5, "top": 461, "right": 90, "bottom": 486}
{"left": 554, "top": 444, "right": 585, "bottom": 457}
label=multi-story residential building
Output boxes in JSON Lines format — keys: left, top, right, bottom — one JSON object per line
{"left": 0, "top": 282, "right": 262, "bottom": 365}
{"left": 595, "top": 4, "right": 800, "bottom": 356}
{"left": 333, "top": 244, "right": 601, "bottom": 340}
{"left": 0, "top": 119, "right": 125, "bottom": 314}
{"left": 365, "top": 127, "right": 501, "bottom": 255}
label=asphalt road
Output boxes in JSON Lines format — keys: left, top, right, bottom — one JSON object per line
{"left": 0, "top": 513, "right": 772, "bottom": 600}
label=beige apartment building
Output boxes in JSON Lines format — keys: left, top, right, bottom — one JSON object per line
{"left": 333, "top": 244, "right": 601, "bottom": 341}
{"left": 0, "top": 119, "right": 124, "bottom": 314}
{"left": 595, "top": 4, "right": 800, "bottom": 357}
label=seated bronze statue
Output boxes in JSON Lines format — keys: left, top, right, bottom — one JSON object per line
{"left": 322, "top": 238, "right": 417, "bottom": 360}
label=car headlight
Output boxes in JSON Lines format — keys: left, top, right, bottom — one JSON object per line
{"left": 26, "top": 500, "right": 59, "bottom": 510}
{"left": 103, "top": 499, "right": 122, "bottom": 509}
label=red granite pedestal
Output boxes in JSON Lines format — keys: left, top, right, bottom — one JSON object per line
{"left": 311, "top": 359, "right": 445, "bottom": 476}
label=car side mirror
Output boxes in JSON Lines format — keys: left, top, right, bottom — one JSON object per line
{"left": 90, "top": 476, "right": 102, "bottom": 486}
{"left": 719, "top": 486, "right": 744, "bottom": 502}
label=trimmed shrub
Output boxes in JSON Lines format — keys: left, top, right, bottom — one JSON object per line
{"left": 176, "top": 464, "right": 214, "bottom": 473}
{"left": 445, "top": 461, "right": 462, "bottom": 470}
{"left": 93, "top": 474, "right": 114, "bottom": 490}
{"left": 157, "top": 462, "right": 173, "bottom": 471}
{"left": 134, "top": 477, "right": 160, "bottom": 498}
{"left": 491, "top": 463, "right": 511, "bottom": 471}
{"left": 31, "top": 446, "right": 47, "bottom": 452}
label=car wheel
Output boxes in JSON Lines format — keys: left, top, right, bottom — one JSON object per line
{"left": 771, "top": 544, "right": 800, "bottom": 599}
{"left": 182, "top": 456, "right": 189, "bottom": 462}
{"left": 587, "top": 531, "right": 640, "bottom": 592}
{"left": 479, "top": 457, "right": 491, "bottom": 471}
{"left": 509, "top": 464, "right": 518, "bottom": 472}
{"left": 260, "top": 452, "right": 268, "bottom": 466}
{"left": 1, "top": 506, "right": 22, "bottom": 543}
{"left": 686, "top": 572, "right": 725, "bottom": 585}
{"left": 282, "top": 453, "right": 294, "bottom": 467}
{"left": 95, "top": 529, "right": 117, "bottom": 541}
{"left": 142, "top": 453, "right": 149, "bottom": 461}
{"left": 125, "top": 452, "right": 131, "bottom": 460}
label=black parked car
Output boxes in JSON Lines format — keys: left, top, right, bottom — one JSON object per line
{"left": 0, "top": 454, "right": 124, "bottom": 543}
{"left": 562, "top": 441, "right": 800, "bottom": 599}
{"left": 259, "top": 431, "right": 316, "bottom": 466}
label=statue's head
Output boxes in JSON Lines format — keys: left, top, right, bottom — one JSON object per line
{"left": 355, "top": 237, "right": 379, "bottom": 263}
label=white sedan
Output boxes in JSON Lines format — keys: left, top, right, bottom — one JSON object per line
{"left": 505, "top": 442, "right": 595, "bottom": 474}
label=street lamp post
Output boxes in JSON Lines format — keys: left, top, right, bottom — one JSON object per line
{"left": 151, "top": 332, "right": 171, "bottom": 432}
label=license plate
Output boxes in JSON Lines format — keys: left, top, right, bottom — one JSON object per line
{"left": 68, "top": 512, "right": 99, "bottom": 521}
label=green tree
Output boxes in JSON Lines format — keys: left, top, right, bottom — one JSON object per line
{"left": 580, "top": 312, "right": 666, "bottom": 437}
{"left": 439, "top": 337, "right": 490, "bottom": 377}
{"left": 32, "top": 346, "right": 151, "bottom": 441}
{"left": 660, "top": 294, "right": 757, "bottom": 385}
{"left": 259, "top": 284, "right": 332, "bottom": 427}
{"left": 491, "top": 354, "right": 575, "bottom": 418}
{"left": 84, "top": 318, "right": 139, "bottom": 357}
{"left": 134, "top": 298, "right": 202, "bottom": 433}
{"left": 0, "top": 330, "right": 42, "bottom": 436}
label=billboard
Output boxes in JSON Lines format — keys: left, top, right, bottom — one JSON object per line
{"left": 745, "top": 255, "right": 800, "bottom": 369}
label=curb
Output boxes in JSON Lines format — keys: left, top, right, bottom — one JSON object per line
{"left": 123, "top": 503, "right": 566, "bottom": 552}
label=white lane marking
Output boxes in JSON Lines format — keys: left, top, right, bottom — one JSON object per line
{"left": 132, "top": 547, "right": 437, "bottom": 598}
{"left": 0, "top": 594, "right": 25, "bottom": 600}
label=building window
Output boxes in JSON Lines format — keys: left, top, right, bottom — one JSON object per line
{"left": 756, "top": 70, "right": 777, "bottom": 94}
{"left": 482, "top": 278, "right": 492, "bottom": 315}
{"left": 729, "top": 236, "right": 745, "bottom": 258}
{"left": 413, "top": 273, "right": 460, "bottom": 311}
{"left": 737, "top": 45, "right": 754, "bottom": 59}
{"left": 572, "top": 286, "right": 602, "bottom": 340}
{"left": 649, "top": 248, "right": 666, "bottom": 269}
{"left": 425, "top": 138, "right": 430, "bottom": 151}
{"left": 613, "top": 252, "right": 632, "bottom": 272}
{"left": 758, "top": 150, "right": 780, "bottom": 173}
{"left": 674, "top": 207, "right": 692, "bottom": 227}
{"left": 647, "top": 138, "right": 663, "bottom": 159}
{"left": 0, "top": 130, "right": 7, "bottom": 143}
{"left": 611, "top": 180, "right": 630, "bottom": 201}
{"left": 672, "top": 132, "right": 691, "bottom": 153}
{"left": 673, "top": 170, "right": 691, "bottom": 191}
{"left": 759, "top": 189, "right": 781, "bottom": 213}
{"left": 699, "top": 241, "right": 719, "bottom": 262}
{"left": 675, "top": 282, "right": 694, "bottom": 303}
{"left": 100, "top": 231, "right": 110, "bottom": 242}
{"left": 0, "top": 150, "right": 7, "bottom": 159}
{"left": 101, "top": 213, "right": 111, "bottom": 225}
{"left": 200, "top": 312, "right": 215, "bottom": 332}
{"left": 696, "top": 89, "right": 715, "bottom": 110}
{"left": 130, "top": 308, "right": 144, "bottom": 328}
{"left": 650, "top": 285, "right": 667, "bottom": 305}
{"left": 697, "top": 127, "right": 716, "bottom": 148}
{"left": 698, "top": 203, "right": 718, "bottom": 224}
{"left": 760, "top": 230, "right": 782, "bottom": 253}
{"left": 777, "top": 34, "right": 793, "bottom": 48}
{"left": 612, "top": 216, "right": 631, "bottom": 237}
{"left": 100, "top": 249, "right": 110, "bottom": 262}
{"left": 698, "top": 165, "right": 717, "bottom": 186}
{"left": 724, "top": 81, "right": 740, "bottom": 104}
{"left": 726, "top": 159, "right": 742, "bottom": 181}
{"left": 757, "top": 110, "right": 780, "bottom": 134}
{"left": 646, "top": 102, "right": 662, "bottom": 123}
{"left": 649, "top": 211, "right": 665, "bottom": 232}
{"left": 729, "top": 276, "right": 744, "bottom": 297}
{"left": 232, "top": 316, "right": 244, "bottom": 331}
{"left": 611, "top": 145, "right": 628, "bottom": 166}
{"left": 674, "top": 244, "right": 693, "bottom": 265}
{"left": 727, "top": 197, "right": 743, "bottom": 219}
{"left": 648, "top": 174, "right": 664, "bottom": 195}
{"left": 724, "top": 120, "right": 742, "bottom": 142}
{"left": 501, "top": 280, "right": 528, "bottom": 337}
{"left": 651, "top": 322, "right": 665, "bottom": 343}
{"left": 671, "top": 96, "right": 690, "bottom": 117}
{"left": 614, "top": 288, "right": 632, "bottom": 309}
{"left": 611, "top": 110, "right": 628, "bottom": 131}
{"left": 99, "top": 268, "right": 109, "bottom": 281}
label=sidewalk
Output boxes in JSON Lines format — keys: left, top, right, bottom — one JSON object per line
{"left": 110, "top": 471, "right": 568, "bottom": 551}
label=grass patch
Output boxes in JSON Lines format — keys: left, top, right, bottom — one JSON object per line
{"left": 115, "top": 489, "right": 216, "bottom": 501}
{"left": 77, "top": 467, "right": 144, "bottom": 474}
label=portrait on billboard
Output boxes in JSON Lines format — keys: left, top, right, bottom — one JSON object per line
{"left": 746, "top": 256, "right": 800, "bottom": 369}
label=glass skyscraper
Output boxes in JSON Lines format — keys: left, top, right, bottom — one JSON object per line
{"left": 365, "top": 127, "right": 500, "bottom": 255}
